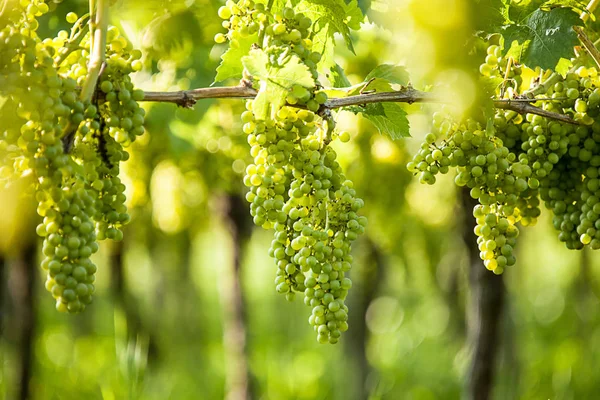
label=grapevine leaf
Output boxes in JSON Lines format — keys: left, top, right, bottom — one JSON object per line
{"left": 472, "top": 0, "right": 510, "bottom": 32}
{"left": 481, "top": 75, "right": 504, "bottom": 96}
{"left": 357, "top": 0, "right": 371, "bottom": 14}
{"left": 477, "top": 71, "right": 500, "bottom": 121}
{"left": 338, "top": 64, "right": 408, "bottom": 96}
{"left": 364, "top": 79, "right": 395, "bottom": 92}
{"left": 317, "top": 37, "right": 336, "bottom": 73}
{"left": 344, "top": 0, "right": 365, "bottom": 30}
{"left": 242, "top": 49, "right": 314, "bottom": 119}
{"left": 255, "top": 0, "right": 298, "bottom": 12}
{"left": 540, "top": 0, "right": 593, "bottom": 19}
{"left": 555, "top": 57, "right": 572, "bottom": 75}
{"left": 329, "top": 63, "right": 352, "bottom": 87}
{"left": 296, "top": 0, "right": 364, "bottom": 71}
{"left": 347, "top": 78, "right": 393, "bottom": 96}
{"left": 364, "top": 64, "right": 409, "bottom": 86}
{"left": 213, "top": 34, "right": 257, "bottom": 83}
{"left": 508, "top": 0, "right": 545, "bottom": 22}
{"left": 486, "top": 118, "right": 496, "bottom": 137}
{"left": 345, "top": 103, "right": 410, "bottom": 140}
{"left": 501, "top": 7, "right": 582, "bottom": 69}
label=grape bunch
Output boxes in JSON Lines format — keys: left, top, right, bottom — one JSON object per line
{"left": 407, "top": 115, "right": 521, "bottom": 274}
{"left": 479, "top": 44, "right": 523, "bottom": 94}
{"left": 214, "top": 0, "right": 265, "bottom": 44}
{"left": 409, "top": 43, "right": 600, "bottom": 274}
{"left": 0, "top": 2, "right": 144, "bottom": 312}
{"left": 230, "top": 6, "right": 366, "bottom": 343}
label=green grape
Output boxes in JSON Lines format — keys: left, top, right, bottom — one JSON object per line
{"left": 218, "top": 6, "right": 232, "bottom": 20}
{"left": 214, "top": 33, "right": 227, "bottom": 44}
{"left": 339, "top": 131, "right": 350, "bottom": 143}
{"left": 314, "top": 91, "right": 328, "bottom": 104}
{"left": 66, "top": 12, "right": 78, "bottom": 24}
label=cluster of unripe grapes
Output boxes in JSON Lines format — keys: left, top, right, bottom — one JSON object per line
{"left": 408, "top": 116, "right": 521, "bottom": 274}
{"left": 479, "top": 44, "right": 523, "bottom": 94}
{"left": 214, "top": 0, "right": 265, "bottom": 44}
{"left": 0, "top": 2, "right": 144, "bottom": 312}
{"left": 409, "top": 44, "right": 600, "bottom": 274}
{"left": 233, "top": 6, "right": 366, "bottom": 343}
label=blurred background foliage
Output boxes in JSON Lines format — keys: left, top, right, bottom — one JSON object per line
{"left": 2, "top": 0, "right": 600, "bottom": 399}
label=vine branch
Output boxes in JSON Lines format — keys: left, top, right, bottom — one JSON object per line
{"left": 88, "top": 0, "right": 97, "bottom": 50}
{"left": 574, "top": 26, "right": 600, "bottom": 70}
{"left": 62, "top": 0, "right": 108, "bottom": 153}
{"left": 79, "top": 0, "right": 108, "bottom": 103}
{"left": 581, "top": 0, "right": 600, "bottom": 22}
{"left": 141, "top": 85, "right": 258, "bottom": 107}
{"left": 54, "top": 16, "right": 89, "bottom": 68}
{"left": 138, "top": 85, "right": 580, "bottom": 125}
{"left": 493, "top": 101, "right": 577, "bottom": 124}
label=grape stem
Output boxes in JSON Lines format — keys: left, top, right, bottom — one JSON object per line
{"left": 522, "top": 72, "right": 562, "bottom": 98}
{"left": 139, "top": 84, "right": 579, "bottom": 125}
{"left": 257, "top": 0, "right": 275, "bottom": 48}
{"left": 62, "top": 0, "right": 108, "bottom": 153}
{"left": 493, "top": 97, "right": 566, "bottom": 102}
{"left": 493, "top": 101, "right": 578, "bottom": 124}
{"left": 88, "top": 0, "right": 96, "bottom": 49}
{"left": 324, "top": 190, "right": 330, "bottom": 232}
{"left": 79, "top": 0, "right": 108, "bottom": 103}
{"left": 582, "top": 0, "right": 600, "bottom": 22}
{"left": 54, "top": 19, "right": 90, "bottom": 68}
{"left": 574, "top": 26, "right": 600, "bottom": 70}
{"left": 499, "top": 57, "right": 513, "bottom": 98}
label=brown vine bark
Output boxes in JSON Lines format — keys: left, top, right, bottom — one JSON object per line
{"left": 220, "top": 194, "right": 253, "bottom": 400}
{"left": 462, "top": 188, "right": 505, "bottom": 400}
{"left": 346, "top": 237, "right": 385, "bottom": 400}
{"left": 0, "top": 253, "right": 5, "bottom": 400}
{"left": 5, "top": 242, "right": 37, "bottom": 400}
{"left": 0, "top": 253, "right": 5, "bottom": 337}
{"left": 109, "top": 237, "right": 158, "bottom": 361}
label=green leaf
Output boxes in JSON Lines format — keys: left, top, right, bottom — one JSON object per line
{"left": 540, "top": 0, "right": 593, "bottom": 19}
{"left": 486, "top": 118, "right": 496, "bottom": 136}
{"left": 255, "top": 0, "right": 297, "bottom": 12}
{"left": 364, "top": 64, "right": 409, "bottom": 86}
{"left": 329, "top": 63, "right": 352, "bottom": 87}
{"left": 214, "top": 34, "right": 257, "bottom": 83}
{"left": 507, "top": 0, "right": 545, "bottom": 22}
{"left": 242, "top": 49, "right": 315, "bottom": 119}
{"left": 501, "top": 7, "right": 582, "bottom": 69}
{"left": 555, "top": 57, "right": 572, "bottom": 75}
{"left": 480, "top": 74, "right": 502, "bottom": 118}
{"left": 346, "top": 103, "right": 410, "bottom": 140}
{"left": 357, "top": 0, "right": 371, "bottom": 14}
{"left": 481, "top": 75, "right": 504, "bottom": 96}
{"left": 336, "top": 64, "right": 409, "bottom": 96}
{"left": 346, "top": 78, "right": 393, "bottom": 96}
{"left": 296, "top": 0, "right": 364, "bottom": 70}
{"left": 472, "top": 0, "right": 510, "bottom": 32}
{"left": 344, "top": 0, "right": 364, "bottom": 30}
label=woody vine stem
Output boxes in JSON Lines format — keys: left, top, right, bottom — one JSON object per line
{"left": 139, "top": 84, "right": 580, "bottom": 125}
